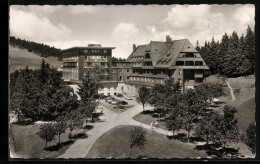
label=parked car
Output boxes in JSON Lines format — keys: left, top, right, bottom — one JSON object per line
{"left": 116, "top": 93, "right": 123, "bottom": 97}
{"left": 117, "top": 100, "right": 128, "bottom": 105}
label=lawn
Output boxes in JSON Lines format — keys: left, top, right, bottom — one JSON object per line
{"left": 9, "top": 123, "right": 83, "bottom": 159}
{"left": 133, "top": 111, "right": 168, "bottom": 131}
{"left": 205, "top": 75, "right": 255, "bottom": 132}
{"left": 86, "top": 125, "right": 207, "bottom": 159}
{"left": 9, "top": 46, "right": 62, "bottom": 73}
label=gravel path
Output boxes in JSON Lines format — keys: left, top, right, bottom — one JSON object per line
{"left": 226, "top": 79, "right": 236, "bottom": 101}
{"left": 58, "top": 99, "right": 169, "bottom": 159}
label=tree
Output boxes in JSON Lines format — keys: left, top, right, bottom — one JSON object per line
{"left": 128, "top": 126, "right": 147, "bottom": 158}
{"left": 194, "top": 113, "right": 217, "bottom": 144}
{"left": 78, "top": 70, "right": 100, "bottom": 123}
{"left": 149, "top": 78, "right": 181, "bottom": 115}
{"left": 36, "top": 123, "right": 56, "bottom": 148}
{"left": 66, "top": 109, "right": 84, "bottom": 137}
{"left": 54, "top": 115, "right": 68, "bottom": 145}
{"left": 245, "top": 122, "right": 256, "bottom": 154}
{"left": 137, "top": 85, "right": 150, "bottom": 111}
{"left": 195, "top": 40, "right": 200, "bottom": 52}
{"left": 165, "top": 111, "right": 182, "bottom": 136}
{"left": 208, "top": 106, "right": 239, "bottom": 148}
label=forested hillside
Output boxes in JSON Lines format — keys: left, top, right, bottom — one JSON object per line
{"left": 196, "top": 26, "right": 255, "bottom": 77}
{"left": 10, "top": 36, "right": 62, "bottom": 60}
{"left": 9, "top": 46, "right": 62, "bottom": 73}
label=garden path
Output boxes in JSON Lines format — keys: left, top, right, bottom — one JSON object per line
{"left": 58, "top": 98, "right": 174, "bottom": 158}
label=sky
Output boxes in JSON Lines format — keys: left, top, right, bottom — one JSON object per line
{"left": 10, "top": 5, "right": 255, "bottom": 58}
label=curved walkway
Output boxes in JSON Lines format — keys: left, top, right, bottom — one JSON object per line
{"left": 226, "top": 79, "right": 236, "bottom": 101}
{"left": 58, "top": 99, "right": 172, "bottom": 158}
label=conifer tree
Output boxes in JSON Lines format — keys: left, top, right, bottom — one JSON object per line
{"left": 78, "top": 70, "right": 100, "bottom": 123}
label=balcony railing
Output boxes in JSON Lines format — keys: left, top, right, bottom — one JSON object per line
{"left": 194, "top": 73, "right": 203, "bottom": 78}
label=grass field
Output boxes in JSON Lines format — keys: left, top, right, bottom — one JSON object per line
{"left": 9, "top": 123, "right": 82, "bottom": 158}
{"left": 86, "top": 125, "right": 207, "bottom": 159}
{"left": 205, "top": 75, "right": 255, "bottom": 132}
{"left": 9, "top": 46, "right": 62, "bottom": 73}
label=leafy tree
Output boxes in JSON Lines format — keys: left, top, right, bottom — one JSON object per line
{"left": 149, "top": 78, "right": 180, "bottom": 115}
{"left": 194, "top": 113, "right": 217, "bottom": 144}
{"left": 66, "top": 110, "right": 84, "bottom": 137}
{"left": 78, "top": 70, "right": 100, "bottom": 123}
{"left": 209, "top": 106, "right": 239, "bottom": 148}
{"left": 54, "top": 116, "right": 68, "bottom": 145}
{"left": 137, "top": 85, "right": 150, "bottom": 111}
{"left": 245, "top": 122, "right": 256, "bottom": 154}
{"left": 165, "top": 111, "right": 182, "bottom": 136}
{"left": 128, "top": 126, "right": 147, "bottom": 158}
{"left": 36, "top": 123, "right": 56, "bottom": 148}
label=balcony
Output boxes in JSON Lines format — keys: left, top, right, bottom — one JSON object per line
{"left": 62, "top": 59, "right": 77, "bottom": 62}
{"left": 85, "top": 58, "right": 108, "bottom": 62}
{"left": 194, "top": 73, "right": 203, "bottom": 78}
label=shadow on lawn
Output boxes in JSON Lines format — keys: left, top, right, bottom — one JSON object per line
{"left": 71, "top": 132, "right": 89, "bottom": 139}
{"left": 45, "top": 140, "right": 75, "bottom": 151}
{"left": 83, "top": 125, "right": 94, "bottom": 130}
{"left": 195, "top": 143, "right": 239, "bottom": 158}
{"left": 166, "top": 133, "right": 188, "bottom": 143}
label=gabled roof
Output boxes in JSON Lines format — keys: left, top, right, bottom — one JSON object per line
{"left": 126, "top": 38, "right": 207, "bottom": 69}
{"left": 155, "top": 39, "right": 187, "bottom": 68}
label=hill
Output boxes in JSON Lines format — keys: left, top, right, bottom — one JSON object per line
{"left": 9, "top": 46, "right": 62, "bottom": 73}
{"left": 86, "top": 125, "right": 207, "bottom": 159}
{"left": 205, "top": 75, "right": 255, "bottom": 132}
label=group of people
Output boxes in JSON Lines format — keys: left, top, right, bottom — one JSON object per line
{"left": 150, "top": 121, "right": 158, "bottom": 131}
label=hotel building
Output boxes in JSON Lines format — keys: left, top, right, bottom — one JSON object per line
{"left": 61, "top": 36, "right": 209, "bottom": 95}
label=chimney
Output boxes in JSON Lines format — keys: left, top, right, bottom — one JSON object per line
{"left": 166, "top": 35, "right": 172, "bottom": 42}
{"left": 133, "top": 44, "right": 137, "bottom": 52}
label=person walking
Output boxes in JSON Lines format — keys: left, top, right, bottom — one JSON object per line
{"left": 150, "top": 122, "right": 154, "bottom": 131}
{"left": 155, "top": 121, "right": 158, "bottom": 128}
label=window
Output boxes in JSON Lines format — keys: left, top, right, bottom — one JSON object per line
{"left": 185, "top": 61, "right": 194, "bottom": 66}
{"left": 178, "top": 78, "right": 182, "bottom": 83}
{"left": 113, "top": 69, "right": 116, "bottom": 73}
{"left": 101, "top": 62, "right": 105, "bottom": 66}
{"left": 185, "top": 53, "right": 195, "bottom": 57}
{"left": 104, "top": 50, "right": 107, "bottom": 53}
{"left": 127, "top": 69, "right": 129, "bottom": 72}
{"left": 178, "top": 71, "right": 182, "bottom": 75}
{"left": 108, "top": 87, "right": 110, "bottom": 90}
{"left": 84, "top": 50, "right": 88, "bottom": 53}
{"left": 195, "top": 61, "right": 203, "bottom": 66}
{"left": 103, "top": 56, "right": 107, "bottom": 59}
{"left": 145, "top": 53, "right": 151, "bottom": 59}
{"left": 114, "top": 92, "right": 117, "bottom": 95}
{"left": 176, "top": 61, "right": 184, "bottom": 66}
{"left": 127, "top": 76, "right": 129, "bottom": 80}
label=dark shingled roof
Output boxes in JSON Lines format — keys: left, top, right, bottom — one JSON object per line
{"left": 126, "top": 38, "right": 208, "bottom": 69}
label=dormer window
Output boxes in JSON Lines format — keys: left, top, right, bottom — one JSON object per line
{"left": 185, "top": 53, "right": 195, "bottom": 57}
{"left": 145, "top": 53, "right": 151, "bottom": 59}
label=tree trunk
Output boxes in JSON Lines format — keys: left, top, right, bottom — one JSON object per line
{"left": 58, "top": 133, "right": 61, "bottom": 145}
{"left": 143, "top": 104, "right": 145, "bottom": 111}
{"left": 172, "top": 129, "right": 175, "bottom": 136}
{"left": 17, "top": 113, "right": 20, "bottom": 122}
{"left": 91, "top": 114, "right": 94, "bottom": 123}
{"left": 187, "top": 131, "right": 190, "bottom": 143}
{"left": 128, "top": 147, "right": 133, "bottom": 158}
